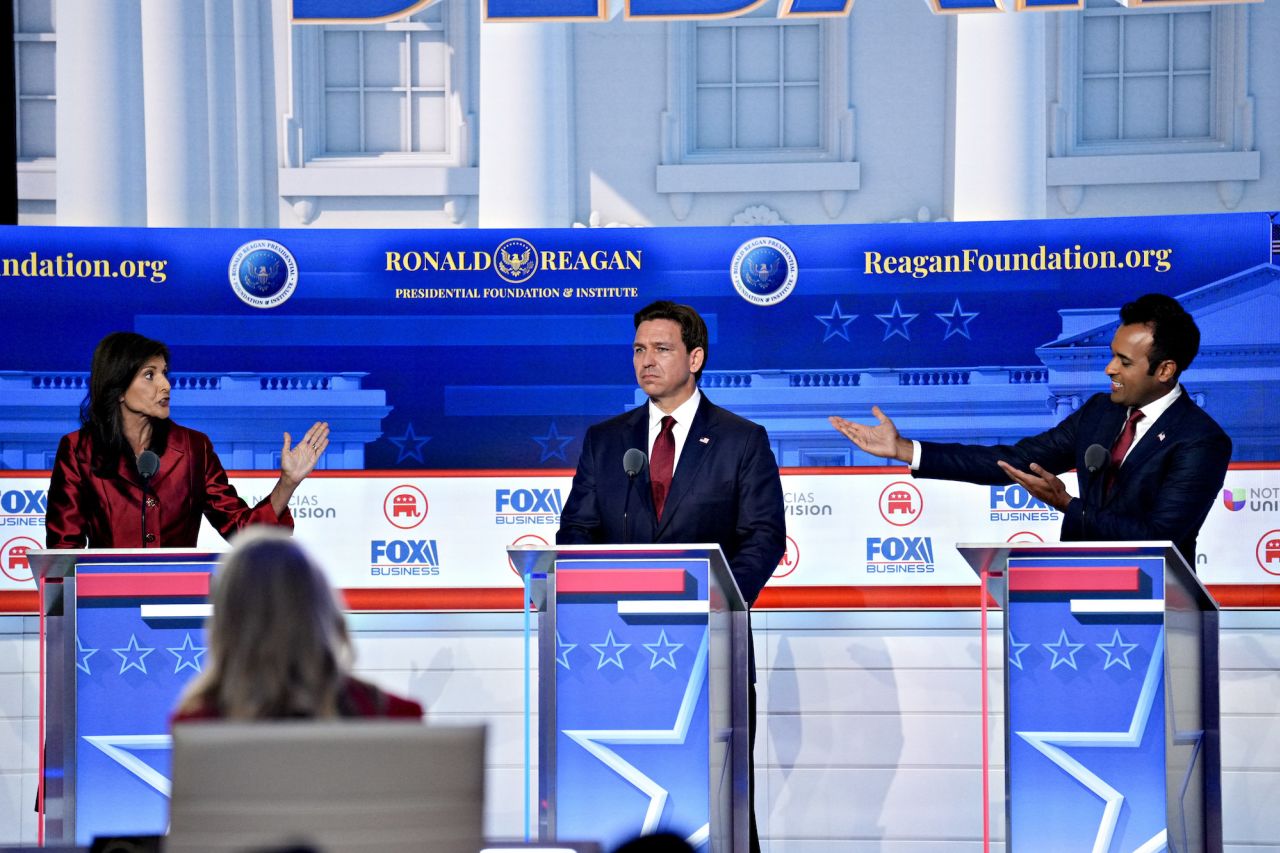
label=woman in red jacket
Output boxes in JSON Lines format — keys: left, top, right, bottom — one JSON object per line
{"left": 45, "top": 331, "right": 329, "bottom": 548}
{"left": 173, "top": 528, "right": 423, "bottom": 721}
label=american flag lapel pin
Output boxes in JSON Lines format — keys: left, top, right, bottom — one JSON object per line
{"left": 699, "top": 436, "right": 710, "bottom": 444}
{"left": 1158, "top": 432, "right": 1166, "bottom": 441}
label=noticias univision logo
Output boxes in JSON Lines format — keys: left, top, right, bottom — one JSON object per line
{"left": 1222, "top": 488, "right": 1246, "bottom": 511}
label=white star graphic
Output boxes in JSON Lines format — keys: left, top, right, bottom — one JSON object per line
{"left": 167, "top": 633, "right": 207, "bottom": 674}
{"left": 76, "top": 635, "right": 98, "bottom": 675}
{"left": 590, "top": 629, "right": 630, "bottom": 670}
{"left": 113, "top": 634, "right": 155, "bottom": 675}
{"left": 1007, "top": 631, "right": 1031, "bottom": 670}
{"left": 556, "top": 631, "right": 578, "bottom": 670}
{"left": 642, "top": 630, "right": 684, "bottom": 670}
{"left": 563, "top": 630, "right": 712, "bottom": 841}
{"left": 1016, "top": 628, "right": 1169, "bottom": 853}
{"left": 1043, "top": 628, "right": 1085, "bottom": 670}
{"left": 1096, "top": 629, "right": 1140, "bottom": 671}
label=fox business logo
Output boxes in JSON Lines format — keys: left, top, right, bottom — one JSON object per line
{"left": 0, "top": 489, "right": 48, "bottom": 527}
{"left": 989, "top": 485, "right": 1059, "bottom": 523}
{"left": 866, "top": 536, "right": 935, "bottom": 574}
{"left": 496, "top": 488, "right": 563, "bottom": 525}
{"left": 370, "top": 539, "right": 441, "bottom": 577}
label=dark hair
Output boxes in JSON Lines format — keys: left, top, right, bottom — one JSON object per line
{"left": 81, "top": 332, "right": 171, "bottom": 475}
{"left": 633, "top": 300, "right": 709, "bottom": 381}
{"left": 1118, "top": 293, "right": 1200, "bottom": 380}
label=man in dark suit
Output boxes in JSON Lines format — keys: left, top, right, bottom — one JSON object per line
{"left": 557, "top": 299, "right": 785, "bottom": 853}
{"left": 830, "top": 293, "right": 1230, "bottom": 566}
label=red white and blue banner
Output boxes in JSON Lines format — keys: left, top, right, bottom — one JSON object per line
{"left": 2, "top": 213, "right": 1279, "bottom": 602}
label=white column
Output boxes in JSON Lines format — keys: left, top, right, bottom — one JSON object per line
{"left": 141, "top": 0, "right": 211, "bottom": 226}
{"left": 478, "top": 22, "right": 574, "bottom": 227}
{"left": 952, "top": 12, "right": 1047, "bottom": 221}
{"left": 55, "top": 0, "right": 147, "bottom": 226}
{"left": 206, "top": 0, "right": 240, "bottom": 227}
{"left": 233, "top": 0, "right": 268, "bottom": 226}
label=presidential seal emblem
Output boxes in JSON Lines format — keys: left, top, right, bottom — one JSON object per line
{"left": 229, "top": 240, "right": 299, "bottom": 309}
{"left": 730, "top": 236, "right": 797, "bottom": 306}
{"left": 494, "top": 237, "right": 538, "bottom": 284}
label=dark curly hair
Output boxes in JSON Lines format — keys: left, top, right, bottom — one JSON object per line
{"left": 1118, "top": 293, "right": 1200, "bottom": 380}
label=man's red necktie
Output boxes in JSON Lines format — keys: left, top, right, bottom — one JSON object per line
{"left": 1105, "top": 409, "right": 1144, "bottom": 495}
{"left": 650, "top": 416, "right": 676, "bottom": 520}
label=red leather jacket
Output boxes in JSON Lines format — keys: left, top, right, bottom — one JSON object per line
{"left": 45, "top": 423, "right": 292, "bottom": 549}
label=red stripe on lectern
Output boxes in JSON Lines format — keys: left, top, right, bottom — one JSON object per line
{"left": 1007, "top": 566, "right": 1140, "bottom": 592}
{"left": 0, "top": 590, "right": 38, "bottom": 612}
{"left": 557, "top": 569, "right": 686, "bottom": 594}
{"left": 77, "top": 572, "right": 210, "bottom": 597}
{"left": 754, "top": 585, "right": 995, "bottom": 609}
{"left": 1207, "top": 584, "right": 1280, "bottom": 608}
{"left": 341, "top": 588, "right": 526, "bottom": 611}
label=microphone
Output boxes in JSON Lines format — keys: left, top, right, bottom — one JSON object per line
{"left": 136, "top": 450, "right": 160, "bottom": 480}
{"left": 623, "top": 448, "right": 646, "bottom": 479}
{"left": 622, "top": 449, "right": 646, "bottom": 544}
{"left": 1083, "top": 443, "right": 1110, "bottom": 509}
{"left": 137, "top": 451, "right": 160, "bottom": 547}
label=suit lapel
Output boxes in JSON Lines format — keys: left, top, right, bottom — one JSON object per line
{"left": 1115, "top": 394, "right": 1186, "bottom": 482}
{"left": 625, "top": 406, "right": 657, "bottom": 518}
{"left": 655, "top": 396, "right": 716, "bottom": 537}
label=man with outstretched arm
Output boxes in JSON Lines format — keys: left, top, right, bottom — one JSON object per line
{"left": 830, "top": 293, "right": 1231, "bottom": 566}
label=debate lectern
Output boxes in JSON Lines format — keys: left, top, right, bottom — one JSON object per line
{"left": 507, "top": 544, "right": 749, "bottom": 853}
{"left": 958, "top": 541, "right": 1221, "bottom": 853}
{"left": 31, "top": 547, "right": 220, "bottom": 846}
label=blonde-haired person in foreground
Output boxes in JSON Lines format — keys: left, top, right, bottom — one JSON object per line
{"left": 173, "top": 527, "right": 423, "bottom": 721}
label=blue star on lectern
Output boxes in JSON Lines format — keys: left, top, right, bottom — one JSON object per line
{"left": 1007, "top": 632, "right": 1031, "bottom": 670}
{"left": 1097, "top": 629, "right": 1140, "bottom": 671}
{"left": 167, "top": 633, "right": 207, "bottom": 674}
{"left": 815, "top": 300, "right": 857, "bottom": 342}
{"left": 643, "top": 630, "right": 684, "bottom": 670}
{"left": 563, "top": 630, "right": 712, "bottom": 839}
{"left": 875, "top": 300, "right": 918, "bottom": 341}
{"left": 388, "top": 423, "right": 432, "bottom": 464}
{"left": 1016, "top": 628, "right": 1169, "bottom": 853}
{"left": 113, "top": 634, "right": 155, "bottom": 675}
{"left": 1043, "top": 629, "right": 1085, "bottom": 670}
{"left": 533, "top": 421, "right": 574, "bottom": 463}
{"left": 76, "top": 635, "right": 98, "bottom": 675}
{"left": 556, "top": 631, "right": 578, "bottom": 670}
{"left": 590, "top": 630, "right": 630, "bottom": 670}
{"left": 935, "top": 298, "right": 979, "bottom": 340}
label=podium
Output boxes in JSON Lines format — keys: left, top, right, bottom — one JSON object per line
{"left": 508, "top": 544, "right": 749, "bottom": 853}
{"left": 31, "top": 548, "right": 220, "bottom": 846}
{"left": 958, "top": 541, "right": 1221, "bottom": 852}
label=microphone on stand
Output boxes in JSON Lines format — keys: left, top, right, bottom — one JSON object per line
{"left": 1083, "top": 443, "right": 1109, "bottom": 506}
{"left": 622, "top": 449, "right": 646, "bottom": 544}
{"left": 137, "top": 450, "right": 160, "bottom": 547}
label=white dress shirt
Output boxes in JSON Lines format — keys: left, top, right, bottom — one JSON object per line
{"left": 647, "top": 389, "right": 702, "bottom": 473}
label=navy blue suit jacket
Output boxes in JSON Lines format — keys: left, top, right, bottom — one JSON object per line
{"left": 558, "top": 394, "right": 786, "bottom": 604}
{"left": 557, "top": 395, "right": 786, "bottom": 677}
{"left": 916, "top": 390, "right": 1231, "bottom": 566}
